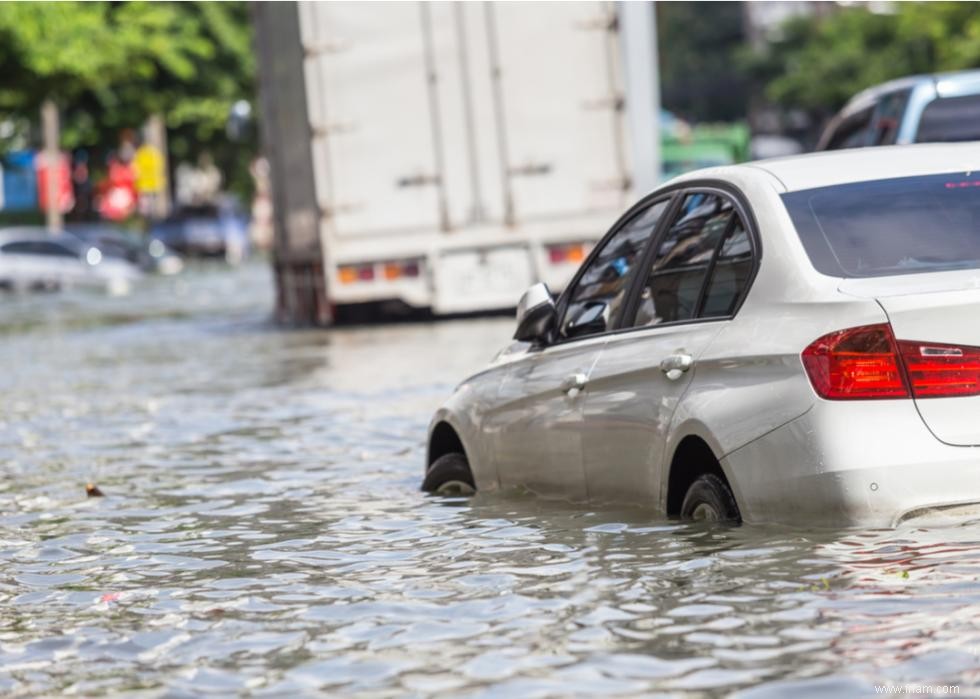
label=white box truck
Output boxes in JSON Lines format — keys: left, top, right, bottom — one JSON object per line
{"left": 255, "top": 1, "right": 659, "bottom": 323}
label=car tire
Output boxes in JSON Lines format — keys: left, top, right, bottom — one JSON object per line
{"left": 680, "top": 473, "right": 740, "bottom": 523}
{"left": 421, "top": 453, "right": 476, "bottom": 496}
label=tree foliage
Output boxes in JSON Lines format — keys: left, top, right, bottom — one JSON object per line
{"left": 657, "top": 2, "right": 750, "bottom": 123}
{"left": 0, "top": 1, "right": 256, "bottom": 195}
{"left": 743, "top": 2, "right": 980, "bottom": 123}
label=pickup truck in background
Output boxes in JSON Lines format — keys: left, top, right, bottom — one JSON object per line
{"left": 816, "top": 69, "right": 980, "bottom": 151}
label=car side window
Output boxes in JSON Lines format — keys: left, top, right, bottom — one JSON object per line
{"left": 871, "top": 90, "right": 910, "bottom": 146}
{"left": 1, "top": 242, "right": 35, "bottom": 254}
{"left": 631, "top": 192, "right": 733, "bottom": 327}
{"left": 35, "top": 242, "right": 78, "bottom": 258}
{"left": 560, "top": 199, "right": 669, "bottom": 340}
{"left": 916, "top": 94, "right": 980, "bottom": 143}
{"left": 824, "top": 106, "right": 874, "bottom": 150}
{"left": 700, "top": 217, "right": 753, "bottom": 318}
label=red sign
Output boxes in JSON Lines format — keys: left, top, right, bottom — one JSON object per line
{"left": 34, "top": 151, "right": 74, "bottom": 213}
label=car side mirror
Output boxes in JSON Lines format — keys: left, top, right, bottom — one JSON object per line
{"left": 514, "top": 283, "right": 556, "bottom": 344}
{"left": 565, "top": 301, "right": 607, "bottom": 339}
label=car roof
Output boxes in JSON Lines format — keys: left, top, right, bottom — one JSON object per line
{"left": 841, "top": 69, "right": 980, "bottom": 113}
{"left": 668, "top": 142, "right": 980, "bottom": 193}
{"left": 0, "top": 227, "right": 86, "bottom": 248}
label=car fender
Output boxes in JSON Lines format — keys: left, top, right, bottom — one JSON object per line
{"left": 427, "top": 382, "right": 500, "bottom": 492}
{"left": 658, "top": 416, "right": 736, "bottom": 511}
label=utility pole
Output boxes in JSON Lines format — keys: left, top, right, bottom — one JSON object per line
{"left": 143, "top": 114, "right": 171, "bottom": 219}
{"left": 620, "top": 1, "right": 662, "bottom": 195}
{"left": 41, "top": 99, "right": 63, "bottom": 232}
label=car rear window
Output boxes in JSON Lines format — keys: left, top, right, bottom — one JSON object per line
{"left": 782, "top": 172, "right": 980, "bottom": 277}
{"left": 916, "top": 94, "right": 980, "bottom": 143}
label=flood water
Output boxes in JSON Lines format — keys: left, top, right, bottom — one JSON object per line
{"left": 2, "top": 262, "right": 979, "bottom": 697}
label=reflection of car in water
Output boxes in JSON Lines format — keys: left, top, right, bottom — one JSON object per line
{"left": 66, "top": 224, "right": 183, "bottom": 275}
{"left": 817, "top": 69, "right": 980, "bottom": 150}
{"left": 422, "top": 142, "right": 980, "bottom": 529}
{"left": 149, "top": 199, "right": 248, "bottom": 264}
{"left": 0, "top": 227, "right": 142, "bottom": 294}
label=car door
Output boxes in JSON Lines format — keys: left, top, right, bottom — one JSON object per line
{"left": 0, "top": 241, "right": 42, "bottom": 287}
{"left": 581, "top": 190, "right": 757, "bottom": 506}
{"left": 36, "top": 240, "right": 88, "bottom": 287}
{"left": 490, "top": 198, "right": 671, "bottom": 501}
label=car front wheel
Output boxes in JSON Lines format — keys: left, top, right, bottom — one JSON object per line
{"left": 421, "top": 453, "right": 476, "bottom": 496}
{"left": 680, "top": 473, "right": 740, "bottom": 523}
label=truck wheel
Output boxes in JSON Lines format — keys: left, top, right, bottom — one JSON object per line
{"left": 422, "top": 453, "right": 475, "bottom": 495}
{"left": 680, "top": 473, "right": 740, "bottom": 523}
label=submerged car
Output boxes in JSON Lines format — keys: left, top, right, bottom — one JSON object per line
{"left": 817, "top": 69, "right": 980, "bottom": 150}
{"left": 424, "top": 143, "right": 980, "bottom": 528}
{"left": 0, "top": 227, "right": 142, "bottom": 294}
{"left": 66, "top": 224, "right": 183, "bottom": 275}
{"left": 150, "top": 200, "right": 249, "bottom": 264}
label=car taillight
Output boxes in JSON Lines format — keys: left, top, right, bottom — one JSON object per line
{"left": 802, "top": 323, "right": 909, "bottom": 399}
{"left": 802, "top": 323, "right": 980, "bottom": 400}
{"left": 898, "top": 340, "right": 980, "bottom": 397}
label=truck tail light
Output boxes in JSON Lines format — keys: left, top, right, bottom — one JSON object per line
{"left": 802, "top": 323, "right": 980, "bottom": 400}
{"left": 339, "top": 259, "right": 421, "bottom": 284}
{"left": 547, "top": 243, "right": 587, "bottom": 265}
{"left": 339, "top": 264, "right": 375, "bottom": 284}
{"left": 383, "top": 260, "right": 421, "bottom": 280}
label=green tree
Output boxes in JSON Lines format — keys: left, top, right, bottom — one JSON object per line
{"left": 0, "top": 1, "right": 256, "bottom": 198}
{"left": 743, "top": 2, "right": 980, "bottom": 125}
{"left": 657, "top": 2, "right": 749, "bottom": 123}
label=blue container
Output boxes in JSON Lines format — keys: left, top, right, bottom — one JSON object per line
{"left": 2, "top": 150, "right": 38, "bottom": 211}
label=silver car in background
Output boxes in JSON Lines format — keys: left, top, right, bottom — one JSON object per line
{"left": 0, "top": 227, "right": 142, "bottom": 294}
{"left": 424, "top": 143, "right": 980, "bottom": 528}
{"left": 817, "top": 69, "right": 980, "bottom": 150}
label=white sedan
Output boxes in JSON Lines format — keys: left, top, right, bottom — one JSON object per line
{"left": 0, "top": 228, "right": 142, "bottom": 294}
{"left": 423, "top": 143, "right": 980, "bottom": 527}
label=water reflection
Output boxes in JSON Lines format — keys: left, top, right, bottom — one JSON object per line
{"left": 0, "top": 263, "right": 978, "bottom": 696}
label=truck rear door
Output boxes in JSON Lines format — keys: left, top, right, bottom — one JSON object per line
{"left": 300, "top": 2, "right": 444, "bottom": 238}
{"left": 485, "top": 2, "right": 628, "bottom": 223}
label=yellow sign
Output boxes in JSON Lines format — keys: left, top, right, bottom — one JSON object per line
{"left": 134, "top": 144, "right": 166, "bottom": 194}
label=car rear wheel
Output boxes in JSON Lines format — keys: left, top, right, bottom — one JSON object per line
{"left": 421, "top": 453, "right": 475, "bottom": 496}
{"left": 680, "top": 473, "right": 740, "bottom": 523}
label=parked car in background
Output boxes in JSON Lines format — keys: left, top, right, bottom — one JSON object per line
{"left": 424, "top": 143, "right": 980, "bottom": 528}
{"left": 66, "top": 224, "right": 183, "bottom": 275}
{"left": 817, "top": 69, "right": 980, "bottom": 150}
{"left": 0, "top": 227, "right": 142, "bottom": 294}
{"left": 149, "top": 198, "right": 249, "bottom": 264}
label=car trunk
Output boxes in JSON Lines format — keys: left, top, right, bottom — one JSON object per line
{"left": 841, "top": 271, "right": 980, "bottom": 445}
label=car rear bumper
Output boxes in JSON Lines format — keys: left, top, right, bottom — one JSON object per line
{"left": 722, "top": 399, "right": 980, "bottom": 527}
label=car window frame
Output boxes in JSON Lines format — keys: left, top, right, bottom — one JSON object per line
{"left": 623, "top": 187, "right": 758, "bottom": 329}
{"left": 550, "top": 179, "right": 762, "bottom": 349}
{"left": 551, "top": 192, "right": 680, "bottom": 346}
{"left": 624, "top": 190, "right": 738, "bottom": 327}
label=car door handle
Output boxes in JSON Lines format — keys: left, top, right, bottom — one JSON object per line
{"left": 660, "top": 353, "right": 693, "bottom": 380}
{"left": 560, "top": 372, "right": 588, "bottom": 396}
